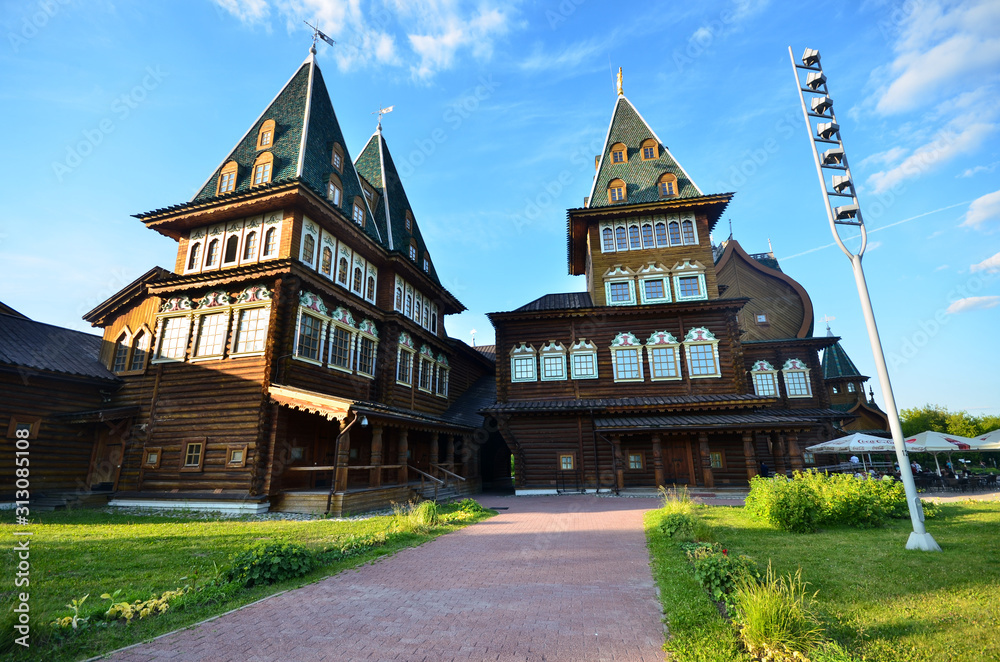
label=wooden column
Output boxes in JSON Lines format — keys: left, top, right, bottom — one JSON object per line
{"left": 334, "top": 427, "right": 351, "bottom": 493}
{"left": 773, "top": 432, "right": 787, "bottom": 476}
{"left": 611, "top": 434, "right": 624, "bottom": 490}
{"left": 787, "top": 434, "right": 804, "bottom": 472}
{"left": 651, "top": 434, "right": 665, "bottom": 487}
{"left": 699, "top": 432, "right": 714, "bottom": 488}
{"left": 445, "top": 434, "right": 455, "bottom": 468}
{"left": 397, "top": 428, "right": 409, "bottom": 485}
{"left": 743, "top": 432, "right": 759, "bottom": 482}
{"left": 429, "top": 432, "right": 439, "bottom": 466}
{"left": 369, "top": 425, "right": 383, "bottom": 488}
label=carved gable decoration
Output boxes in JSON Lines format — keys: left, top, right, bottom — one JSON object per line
{"left": 684, "top": 327, "right": 717, "bottom": 342}
{"left": 299, "top": 291, "right": 328, "bottom": 315}
{"left": 420, "top": 344, "right": 437, "bottom": 359}
{"left": 197, "top": 290, "right": 231, "bottom": 308}
{"left": 264, "top": 212, "right": 282, "bottom": 225}
{"left": 160, "top": 296, "right": 193, "bottom": 313}
{"left": 357, "top": 318, "right": 378, "bottom": 337}
{"left": 671, "top": 259, "right": 706, "bottom": 274}
{"left": 190, "top": 228, "right": 206, "bottom": 240}
{"left": 305, "top": 220, "right": 318, "bottom": 235}
{"left": 437, "top": 354, "right": 449, "bottom": 366}
{"left": 611, "top": 332, "right": 641, "bottom": 347}
{"left": 752, "top": 360, "right": 776, "bottom": 372}
{"left": 236, "top": 284, "right": 271, "bottom": 304}
{"left": 509, "top": 342, "right": 535, "bottom": 356}
{"left": 330, "top": 307, "right": 356, "bottom": 327}
{"left": 398, "top": 331, "right": 414, "bottom": 349}
{"left": 540, "top": 341, "right": 565, "bottom": 353}
{"left": 646, "top": 330, "right": 679, "bottom": 346}
{"left": 570, "top": 339, "right": 596, "bottom": 351}
{"left": 784, "top": 358, "right": 807, "bottom": 371}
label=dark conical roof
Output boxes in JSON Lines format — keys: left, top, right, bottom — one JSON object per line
{"left": 354, "top": 128, "right": 440, "bottom": 285}
{"left": 586, "top": 95, "right": 702, "bottom": 208}
{"left": 822, "top": 339, "right": 863, "bottom": 380}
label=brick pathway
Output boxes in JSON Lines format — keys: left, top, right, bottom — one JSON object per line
{"left": 106, "top": 495, "right": 665, "bottom": 662}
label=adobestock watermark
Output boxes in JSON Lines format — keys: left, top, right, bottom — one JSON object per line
{"left": 544, "top": 0, "right": 588, "bottom": 29}
{"left": 395, "top": 75, "right": 500, "bottom": 180}
{"left": 877, "top": 0, "right": 924, "bottom": 42}
{"left": 7, "top": 0, "right": 70, "bottom": 53}
{"left": 713, "top": 110, "right": 798, "bottom": 192}
{"left": 51, "top": 65, "right": 167, "bottom": 183}
{"left": 672, "top": 6, "right": 744, "bottom": 73}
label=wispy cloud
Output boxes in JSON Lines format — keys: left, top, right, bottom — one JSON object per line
{"left": 971, "top": 252, "right": 1000, "bottom": 273}
{"left": 519, "top": 37, "right": 609, "bottom": 74}
{"left": 962, "top": 189, "right": 1000, "bottom": 229}
{"left": 946, "top": 295, "right": 1000, "bottom": 314}
{"left": 960, "top": 161, "right": 1000, "bottom": 178}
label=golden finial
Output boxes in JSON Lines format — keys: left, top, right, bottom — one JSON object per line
{"left": 616, "top": 67, "right": 623, "bottom": 96}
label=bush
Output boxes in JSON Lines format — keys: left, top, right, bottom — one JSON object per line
{"left": 392, "top": 500, "right": 440, "bottom": 533}
{"left": 455, "top": 498, "right": 489, "bottom": 515}
{"left": 685, "top": 543, "right": 759, "bottom": 611}
{"left": 746, "top": 474, "right": 823, "bottom": 533}
{"left": 733, "top": 564, "right": 825, "bottom": 661}
{"left": 223, "top": 541, "right": 314, "bottom": 588}
{"left": 660, "top": 511, "right": 696, "bottom": 539}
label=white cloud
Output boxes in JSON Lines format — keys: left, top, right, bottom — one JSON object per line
{"left": 874, "top": 1, "right": 1000, "bottom": 115}
{"left": 934, "top": 264, "right": 950, "bottom": 271}
{"left": 866, "top": 240, "right": 883, "bottom": 252}
{"left": 211, "top": 0, "right": 518, "bottom": 79}
{"left": 946, "top": 295, "right": 1000, "bottom": 314}
{"left": 865, "top": 117, "right": 995, "bottom": 194}
{"left": 518, "top": 38, "right": 608, "bottom": 74}
{"left": 960, "top": 161, "right": 1000, "bottom": 177}
{"left": 971, "top": 252, "right": 1000, "bottom": 273}
{"left": 858, "top": 146, "right": 907, "bottom": 169}
{"left": 962, "top": 189, "right": 1000, "bottom": 229}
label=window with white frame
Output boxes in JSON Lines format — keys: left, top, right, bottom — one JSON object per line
{"left": 262, "top": 227, "right": 278, "bottom": 258}
{"left": 750, "top": 360, "right": 778, "bottom": 397}
{"left": 603, "top": 266, "right": 636, "bottom": 306}
{"left": 509, "top": 343, "right": 537, "bottom": 383}
{"left": 193, "top": 310, "right": 230, "bottom": 359}
{"left": 300, "top": 220, "right": 319, "bottom": 268}
{"left": 615, "top": 226, "right": 627, "bottom": 251}
{"left": 782, "top": 358, "right": 812, "bottom": 397}
{"left": 569, "top": 339, "right": 598, "bottom": 379}
{"left": 205, "top": 237, "right": 221, "bottom": 269}
{"left": 242, "top": 230, "right": 258, "bottom": 261}
{"left": 396, "top": 332, "right": 415, "bottom": 386}
{"left": 187, "top": 241, "right": 202, "bottom": 271}
{"left": 681, "top": 219, "right": 697, "bottom": 244}
{"left": 671, "top": 260, "right": 708, "bottom": 302}
{"left": 354, "top": 319, "right": 378, "bottom": 378}
{"left": 683, "top": 327, "right": 721, "bottom": 378}
{"left": 111, "top": 329, "right": 131, "bottom": 372}
{"left": 233, "top": 306, "right": 268, "bottom": 354}
{"left": 610, "top": 332, "right": 644, "bottom": 382}
{"left": 602, "top": 227, "right": 614, "bottom": 252}
{"left": 628, "top": 224, "right": 642, "bottom": 250}
{"left": 668, "top": 220, "right": 682, "bottom": 245}
{"left": 654, "top": 221, "right": 668, "bottom": 246}
{"left": 418, "top": 347, "right": 435, "bottom": 391}
{"left": 327, "top": 324, "right": 352, "bottom": 370}
{"left": 637, "top": 263, "right": 671, "bottom": 305}
{"left": 436, "top": 355, "right": 449, "bottom": 396}
{"left": 129, "top": 329, "right": 150, "bottom": 371}
{"left": 296, "top": 312, "right": 325, "bottom": 363}
{"left": 539, "top": 342, "right": 567, "bottom": 381}
{"left": 646, "top": 331, "right": 681, "bottom": 381}
{"left": 155, "top": 315, "right": 191, "bottom": 362}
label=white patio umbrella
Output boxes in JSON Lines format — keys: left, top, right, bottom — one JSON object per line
{"left": 904, "top": 431, "right": 977, "bottom": 476}
{"left": 972, "top": 429, "right": 1000, "bottom": 451}
{"left": 805, "top": 433, "right": 895, "bottom": 471}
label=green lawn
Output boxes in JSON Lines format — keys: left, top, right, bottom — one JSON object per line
{"left": 646, "top": 500, "right": 1000, "bottom": 662}
{"left": 2, "top": 504, "right": 492, "bottom": 661}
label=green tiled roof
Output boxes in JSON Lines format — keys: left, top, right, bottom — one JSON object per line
{"left": 823, "top": 340, "right": 862, "bottom": 380}
{"left": 190, "top": 52, "right": 382, "bottom": 245}
{"left": 588, "top": 96, "right": 701, "bottom": 208}
{"left": 354, "top": 130, "right": 441, "bottom": 285}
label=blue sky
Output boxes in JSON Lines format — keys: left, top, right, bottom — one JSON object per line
{"left": 1, "top": 0, "right": 998, "bottom": 416}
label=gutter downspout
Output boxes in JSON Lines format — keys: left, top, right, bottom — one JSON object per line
{"left": 327, "top": 410, "right": 360, "bottom": 514}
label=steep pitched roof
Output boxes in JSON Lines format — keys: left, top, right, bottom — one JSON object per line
{"left": 189, "top": 51, "right": 383, "bottom": 245}
{"left": 515, "top": 292, "right": 594, "bottom": 312}
{"left": 0, "top": 314, "right": 118, "bottom": 382}
{"left": 822, "top": 338, "right": 864, "bottom": 380}
{"left": 354, "top": 129, "right": 441, "bottom": 284}
{"left": 586, "top": 94, "right": 702, "bottom": 208}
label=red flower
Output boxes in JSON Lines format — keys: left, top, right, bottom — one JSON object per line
{"left": 722, "top": 549, "right": 728, "bottom": 555}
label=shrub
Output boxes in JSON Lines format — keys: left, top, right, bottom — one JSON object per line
{"left": 223, "top": 541, "right": 314, "bottom": 588}
{"left": 392, "top": 500, "right": 440, "bottom": 533}
{"left": 746, "top": 474, "right": 823, "bottom": 533}
{"left": 659, "top": 484, "right": 694, "bottom": 515}
{"left": 733, "top": 564, "right": 825, "bottom": 661}
{"left": 685, "top": 543, "right": 759, "bottom": 611}
{"left": 660, "top": 512, "right": 696, "bottom": 539}
{"left": 455, "top": 498, "right": 489, "bottom": 515}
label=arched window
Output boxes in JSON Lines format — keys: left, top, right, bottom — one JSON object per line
{"left": 395, "top": 287, "right": 403, "bottom": 310}
{"left": 414, "top": 298, "right": 422, "bottom": 323}
{"left": 610, "top": 142, "right": 627, "bottom": 164}
{"left": 615, "top": 226, "right": 628, "bottom": 251}
{"left": 405, "top": 293, "right": 413, "bottom": 318}
{"left": 352, "top": 197, "right": 365, "bottom": 226}
{"left": 602, "top": 227, "right": 615, "bottom": 252}
{"left": 205, "top": 239, "right": 220, "bottom": 267}
{"left": 224, "top": 235, "right": 239, "bottom": 263}
{"left": 242, "top": 231, "right": 258, "bottom": 260}
{"left": 658, "top": 173, "right": 678, "bottom": 198}
{"left": 641, "top": 138, "right": 658, "bottom": 160}
{"left": 430, "top": 305, "right": 437, "bottom": 333}
{"left": 129, "top": 330, "right": 149, "bottom": 372}
{"left": 629, "top": 225, "right": 641, "bottom": 249}
{"left": 187, "top": 242, "right": 202, "bottom": 270}
{"left": 367, "top": 276, "right": 376, "bottom": 301}
{"left": 217, "top": 161, "right": 238, "bottom": 195}
{"left": 112, "top": 330, "right": 130, "bottom": 372}
{"left": 257, "top": 119, "right": 275, "bottom": 149}
{"left": 641, "top": 224, "right": 654, "bottom": 248}
{"left": 302, "top": 234, "right": 315, "bottom": 265}
{"left": 668, "top": 221, "right": 682, "bottom": 245}
{"left": 353, "top": 266, "right": 363, "bottom": 292}
{"left": 262, "top": 227, "right": 277, "bottom": 257}
{"left": 331, "top": 143, "right": 344, "bottom": 172}
{"left": 423, "top": 305, "right": 430, "bottom": 328}
{"left": 682, "top": 219, "right": 696, "bottom": 244}
{"left": 337, "top": 257, "right": 349, "bottom": 284}
{"left": 321, "top": 247, "right": 333, "bottom": 276}
{"left": 655, "top": 222, "right": 668, "bottom": 246}
{"left": 327, "top": 174, "right": 342, "bottom": 206}
{"left": 608, "top": 178, "right": 626, "bottom": 203}
{"left": 252, "top": 152, "right": 273, "bottom": 186}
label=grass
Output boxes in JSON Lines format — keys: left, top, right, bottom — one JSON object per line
{"left": 646, "top": 500, "right": 1000, "bottom": 662}
{"left": 1, "top": 502, "right": 493, "bottom": 661}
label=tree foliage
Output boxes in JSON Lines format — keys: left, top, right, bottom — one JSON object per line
{"left": 900, "top": 404, "right": 1000, "bottom": 438}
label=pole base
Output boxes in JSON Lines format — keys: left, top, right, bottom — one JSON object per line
{"left": 905, "top": 531, "right": 942, "bottom": 552}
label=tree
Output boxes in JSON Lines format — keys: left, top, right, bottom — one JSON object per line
{"left": 899, "top": 405, "right": 949, "bottom": 436}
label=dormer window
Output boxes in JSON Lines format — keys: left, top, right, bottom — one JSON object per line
{"left": 782, "top": 358, "right": 813, "bottom": 398}
{"left": 750, "top": 360, "right": 778, "bottom": 396}
{"left": 331, "top": 143, "right": 344, "bottom": 172}
{"left": 409, "top": 240, "right": 418, "bottom": 261}
{"left": 352, "top": 198, "right": 365, "bottom": 226}
{"left": 217, "top": 161, "right": 238, "bottom": 195}
{"left": 252, "top": 152, "right": 273, "bottom": 186}
{"left": 327, "top": 174, "right": 342, "bottom": 206}
{"left": 608, "top": 179, "right": 626, "bottom": 203}
{"left": 405, "top": 211, "right": 413, "bottom": 232}
{"left": 257, "top": 119, "right": 275, "bottom": 150}
{"left": 423, "top": 255, "right": 430, "bottom": 273}
{"left": 683, "top": 327, "right": 721, "bottom": 378}
{"left": 658, "top": 173, "right": 678, "bottom": 198}
{"left": 610, "top": 142, "right": 627, "bottom": 164}
{"left": 641, "top": 139, "right": 658, "bottom": 160}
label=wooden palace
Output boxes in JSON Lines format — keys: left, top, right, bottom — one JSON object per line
{"left": 484, "top": 72, "right": 864, "bottom": 493}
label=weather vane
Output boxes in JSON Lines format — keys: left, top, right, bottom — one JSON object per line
{"left": 303, "top": 21, "right": 336, "bottom": 51}
{"left": 819, "top": 314, "right": 836, "bottom": 333}
{"left": 470, "top": 328, "right": 477, "bottom": 347}
{"left": 372, "top": 104, "right": 394, "bottom": 129}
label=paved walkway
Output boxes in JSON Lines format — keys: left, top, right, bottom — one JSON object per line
{"left": 106, "top": 495, "right": 665, "bottom": 662}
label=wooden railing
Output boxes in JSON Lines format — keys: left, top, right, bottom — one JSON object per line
{"left": 407, "top": 463, "right": 445, "bottom": 502}
{"left": 430, "top": 463, "right": 466, "bottom": 487}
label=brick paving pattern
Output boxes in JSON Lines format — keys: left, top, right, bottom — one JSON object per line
{"left": 107, "top": 495, "right": 665, "bottom": 662}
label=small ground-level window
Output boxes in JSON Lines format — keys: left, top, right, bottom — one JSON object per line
{"left": 559, "top": 454, "right": 574, "bottom": 471}
{"left": 7, "top": 416, "right": 41, "bottom": 440}
{"left": 227, "top": 445, "right": 248, "bottom": 467}
{"left": 182, "top": 441, "right": 205, "bottom": 471}
{"left": 142, "top": 447, "right": 161, "bottom": 469}
{"left": 709, "top": 452, "right": 724, "bottom": 469}
{"left": 803, "top": 452, "right": 816, "bottom": 465}
{"left": 628, "top": 452, "right": 644, "bottom": 470}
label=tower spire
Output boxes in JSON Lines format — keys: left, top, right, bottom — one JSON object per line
{"left": 616, "top": 67, "right": 624, "bottom": 97}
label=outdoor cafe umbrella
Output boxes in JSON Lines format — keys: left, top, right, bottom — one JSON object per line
{"left": 904, "top": 431, "right": 977, "bottom": 476}
{"left": 972, "top": 429, "right": 1000, "bottom": 451}
{"left": 804, "top": 433, "right": 895, "bottom": 470}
